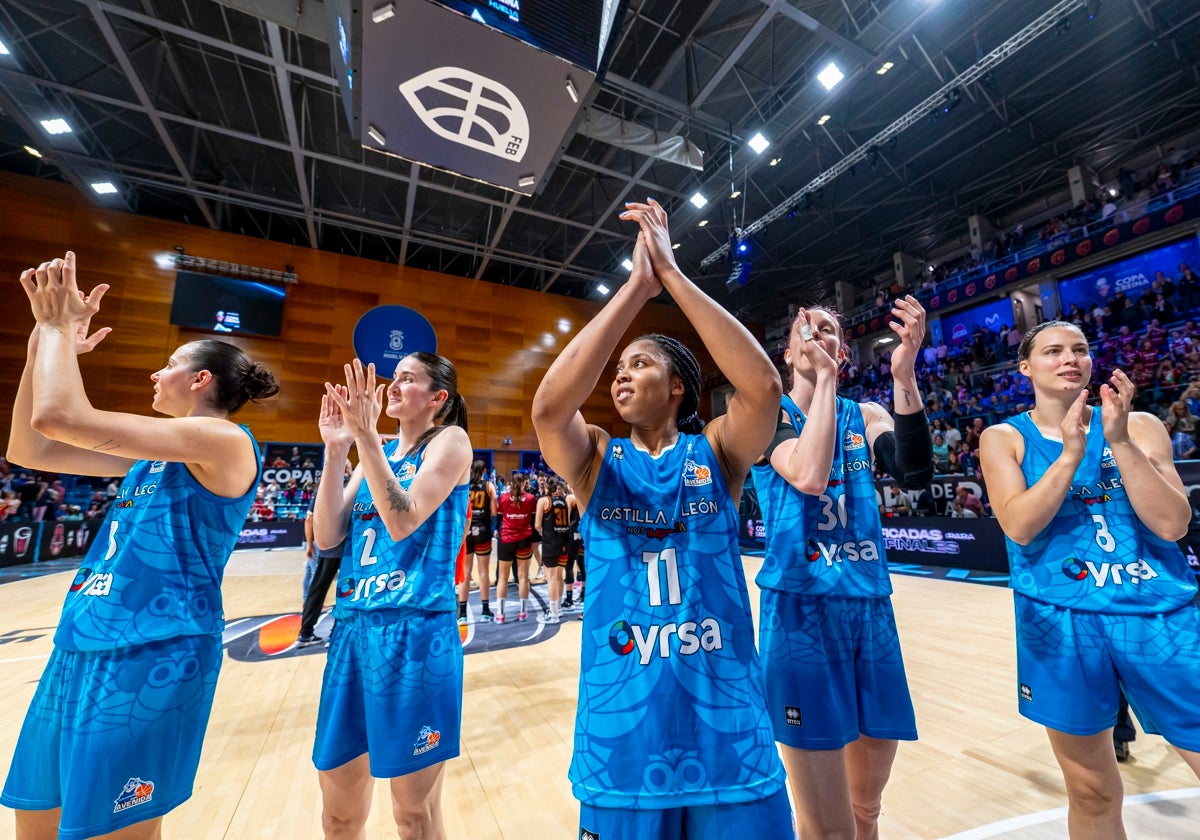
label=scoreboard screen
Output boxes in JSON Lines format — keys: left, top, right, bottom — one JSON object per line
{"left": 429, "top": 0, "right": 625, "bottom": 72}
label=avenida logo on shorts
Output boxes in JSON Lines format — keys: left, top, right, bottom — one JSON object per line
{"left": 113, "top": 777, "right": 154, "bottom": 813}
{"left": 608, "top": 618, "right": 723, "bottom": 665}
{"left": 413, "top": 725, "right": 441, "bottom": 756}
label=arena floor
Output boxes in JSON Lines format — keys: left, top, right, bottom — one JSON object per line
{"left": 0, "top": 550, "right": 1196, "bottom": 839}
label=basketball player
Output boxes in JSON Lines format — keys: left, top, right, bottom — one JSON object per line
{"left": 532, "top": 201, "right": 791, "bottom": 838}
{"left": 457, "top": 460, "right": 496, "bottom": 624}
{"left": 3, "top": 252, "right": 278, "bottom": 840}
{"left": 751, "top": 300, "right": 931, "bottom": 838}
{"left": 495, "top": 473, "right": 536, "bottom": 622}
{"left": 533, "top": 478, "right": 572, "bottom": 623}
{"left": 979, "top": 321, "right": 1200, "bottom": 836}
{"left": 562, "top": 483, "right": 585, "bottom": 611}
{"left": 310, "top": 353, "right": 471, "bottom": 839}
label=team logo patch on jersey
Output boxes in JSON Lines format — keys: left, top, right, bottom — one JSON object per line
{"left": 398, "top": 462, "right": 417, "bottom": 481}
{"left": 682, "top": 459, "right": 712, "bottom": 487}
{"left": 842, "top": 430, "right": 865, "bottom": 450}
{"left": 413, "top": 725, "right": 442, "bottom": 756}
{"left": 149, "top": 461, "right": 166, "bottom": 473}
{"left": 1019, "top": 683, "right": 1033, "bottom": 702}
{"left": 113, "top": 777, "right": 154, "bottom": 813}
{"left": 612, "top": 444, "right": 624, "bottom": 461}
{"left": 785, "top": 706, "right": 803, "bottom": 726}
{"left": 1101, "top": 445, "right": 1116, "bottom": 469}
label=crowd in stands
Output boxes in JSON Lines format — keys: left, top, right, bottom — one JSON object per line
{"left": 0, "top": 457, "right": 121, "bottom": 524}
{"left": 856, "top": 145, "right": 1200, "bottom": 320}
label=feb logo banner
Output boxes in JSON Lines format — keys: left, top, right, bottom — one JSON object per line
{"left": 352, "top": 305, "right": 437, "bottom": 374}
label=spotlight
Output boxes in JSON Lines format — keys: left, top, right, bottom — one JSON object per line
{"left": 786, "top": 205, "right": 799, "bottom": 220}
{"left": 817, "top": 62, "right": 844, "bottom": 91}
{"left": 748, "top": 132, "right": 770, "bottom": 154}
{"left": 621, "top": 258, "right": 633, "bottom": 272}
{"left": 1087, "top": 0, "right": 1101, "bottom": 19}
{"left": 565, "top": 78, "right": 579, "bottom": 103}
{"left": 737, "top": 241, "right": 749, "bottom": 255}
{"left": 942, "top": 87, "right": 961, "bottom": 114}
{"left": 690, "top": 192, "right": 708, "bottom": 209}
{"left": 597, "top": 283, "right": 610, "bottom": 296}
{"left": 367, "top": 124, "right": 386, "bottom": 145}
{"left": 40, "top": 118, "right": 72, "bottom": 135}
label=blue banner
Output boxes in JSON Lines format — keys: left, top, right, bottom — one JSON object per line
{"left": 1057, "top": 237, "right": 1200, "bottom": 314}
{"left": 939, "top": 298, "right": 1014, "bottom": 345}
{"left": 352, "top": 305, "right": 438, "bottom": 374}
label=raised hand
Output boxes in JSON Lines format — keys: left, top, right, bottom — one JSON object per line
{"left": 18, "top": 252, "right": 96, "bottom": 328}
{"left": 790, "top": 309, "right": 837, "bottom": 379}
{"left": 628, "top": 231, "right": 663, "bottom": 298}
{"left": 26, "top": 285, "right": 111, "bottom": 356}
{"left": 318, "top": 386, "right": 356, "bottom": 450}
{"left": 1099, "top": 369, "right": 1135, "bottom": 446}
{"left": 1059, "top": 390, "right": 1090, "bottom": 465}
{"left": 324, "top": 359, "right": 385, "bottom": 441}
{"left": 887, "top": 295, "right": 926, "bottom": 381}
{"left": 619, "top": 198, "right": 679, "bottom": 278}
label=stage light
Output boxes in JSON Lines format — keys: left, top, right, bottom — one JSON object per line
{"left": 0, "top": 39, "right": 10, "bottom": 56}
{"left": 371, "top": 3, "right": 396, "bottom": 23}
{"left": 786, "top": 205, "right": 798, "bottom": 220}
{"left": 942, "top": 88, "right": 961, "bottom": 114}
{"left": 698, "top": 220, "right": 709, "bottom": 227}
{"left": 565, "top": 78, "right": 579, "bottom": 103}
{"left": 748, "top": 132, "right": 770, "bottom": 154}
{"left": 817, "top": 62, "right": 844, "bottom": 91}
{"left": 1087, "top": 0, "right": 1101, "bottom": 19}
{"left": 817, "top": 114, "right": 831, "bottom": 126}
{"left": 597, "top": 283, "right": 610, "bottom": 296}
{"left": 769, "top": 157, "right": 781, "bottom": 166}
{"left": 23, "top": 145, "right": 41, "bottom": 157}
{"left": 876, "top": 61, "right": 894, "bottom": 75}
{"left": 367, "top": 124, "right": 386, "bottom": 145}
{"left": 90, "top": 181, "right": 118, "bottom": 195}
{"left": 40, "top": 118, "right": 72, "bottom": 135}
{"left": 672, "top": 243, "right": 681, "bottom": 250}
{"left": 730, "top": 190, "right": 741, "bottom": 199}
{"left": 690, "top": 192, "right": 708, "bottom": 209}
{"left": 621, "top": 258, "right": 633, "bottom": 272}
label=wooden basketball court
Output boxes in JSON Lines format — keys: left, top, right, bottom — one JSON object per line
{"left": 0, "top": 551, "right": 1196, "bottom": 839}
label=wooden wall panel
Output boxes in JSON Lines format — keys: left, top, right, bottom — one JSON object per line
{"left": 0, "top": 173, "right": 729, "bottom": 457}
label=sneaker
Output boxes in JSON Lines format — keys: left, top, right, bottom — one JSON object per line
{"left": 563, "top": 596, "right": 574, "bottom": 609}
{"left": 518, "top": 611, "right": 528, "bottom": 622}
{"left": 495, "top": 613, "right": 506, "bottom": 624}
{"left": 296, "top": 634, "right": 324, "bottom": 647}
{"left": 479, "top": 611, "right": 494, "bottom": 623}
{"left": 457, "top": 615, "right": 468, "bottom": 626}
{"left": 538, "top": 611, "right": 560, "bottom": 624}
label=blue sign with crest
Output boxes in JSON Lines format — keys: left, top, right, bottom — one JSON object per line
{"left": 352, "top": 305, "right": 438, "bottom": 374}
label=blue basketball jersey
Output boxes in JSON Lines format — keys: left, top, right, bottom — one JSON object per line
{"left": 335, "top": 439, "right": 468, "bottom": 617}
{"left": 53, "top": 427, "right": 260, "bottom": 651}
{"left": 1005, "top": 410, "right": 1197, "bottom": 613}
{"left": 572, "top": 435, "right": 785, "bottom": 809}
{"left": 752, "top": 394, "right": 891, "bottom": 598}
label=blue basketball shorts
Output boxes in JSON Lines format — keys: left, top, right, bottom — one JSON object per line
{"left": 0, "top": 635, "right": 222, "bottom": 840}
{"left": 1014, "top": 594, "right": 1200, "bottom": 750}
{"left": 578, "top": 788, "right": 792, "bottom": 840}
{"left": 313, "top": 608, "right": 463, "bottom": 777}
{"left": 759, "top": 590, "right": 918, "bottom": 750}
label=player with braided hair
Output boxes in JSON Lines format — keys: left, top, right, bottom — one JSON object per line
{"left": 533, "top": 200, "right": 791, "bottom": 838}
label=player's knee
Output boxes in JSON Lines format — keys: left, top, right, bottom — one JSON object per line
{"left": 392, "top": 802, "right": 435, "bottom": 839}
{"left": 1064, "top": 774, "right": 1123, "bottom": 815}
{"left": 322, "top": 802, "right": 371, "bottom": 838}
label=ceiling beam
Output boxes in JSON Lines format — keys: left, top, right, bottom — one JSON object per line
{"left": 84, "top": 0, "right": 218, "bottom": 229}
{"left": 265, "top": 22, "right": 317, "bottom": 248}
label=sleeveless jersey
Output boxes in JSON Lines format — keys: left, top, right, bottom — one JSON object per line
{"left": 548, "top": 496, "right": 572, "bottom": 537}
{"left": 752, "top": 394, "right": 892, "bottom": 597}
{"left": 1005, "top": 410, "right": 1197, "bottom": 614}
{"left": 54, "top": 427, "right": 260, "bottom": 651}
{"left": 335, "top": 439, "right": 468, "bottom": 616}
{"left": 572, "top": 435, "right": 785, "bottom": 809}
{"left": 468, "top": 479, "right": 490, "bottom": 524}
